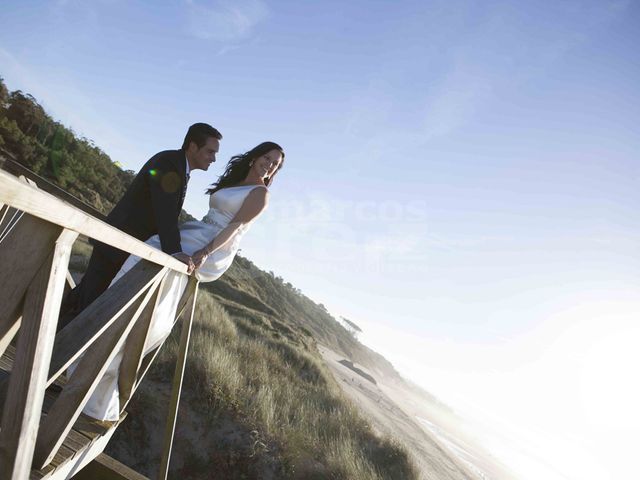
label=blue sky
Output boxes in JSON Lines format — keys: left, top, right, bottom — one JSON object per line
{"left": 1, "top": 1, "right": 639, "bottom": 479}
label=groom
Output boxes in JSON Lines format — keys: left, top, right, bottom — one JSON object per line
{"left": 59, "top": 122, "right": 222, "bottom": 328}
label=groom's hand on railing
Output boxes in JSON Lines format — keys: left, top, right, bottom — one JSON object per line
{"left": 172, "top": 252, "right": 195, "bottom": 274}
{"left": 191, "top": 248, "right": 209, "bottom": 271}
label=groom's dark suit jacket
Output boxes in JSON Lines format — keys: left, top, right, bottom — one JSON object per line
{"left": 59, "top": 149, "right": 189, "bottom": 327}
{"left": 103, "top": 149, "right": 187, "bottom": 258}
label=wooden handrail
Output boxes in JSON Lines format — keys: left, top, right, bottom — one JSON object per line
{"left": 0, "top": 153, "right": 107, "bottom": 221}
{"left": 158, "top": 277, "right": 198, "bottom": 479}
{"left": 46, "top": 262, "right": 167, "bottom": 384}
{"left": 0, "top": 169, "right": 188, "bottom": 274}
{"left": 0, "top": 169, "right": 199, "bottom": 479}
{"left": 33, "top": 266, "right": 167, "bottom": 468}
{"left": 0, "top": 229, "right": 78, "bottom": 479}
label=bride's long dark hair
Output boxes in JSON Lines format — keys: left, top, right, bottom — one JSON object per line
{"left": 206, "top": 141, "right": 285, "bottom": 195}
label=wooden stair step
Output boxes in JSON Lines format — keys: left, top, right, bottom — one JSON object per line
{"left": 71, "top": 453, "right": 150, "bottom": 480}
{"left": 0, "top": 346, "right": 127, "bottom": 480}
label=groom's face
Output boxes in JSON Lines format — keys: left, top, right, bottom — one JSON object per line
{"left": 188, "top": 137, "right": 220, "bottom": 171}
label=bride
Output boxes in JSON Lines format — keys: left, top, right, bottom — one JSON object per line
{"left": 74, "top": 141, "right": 285, "bottom": 421}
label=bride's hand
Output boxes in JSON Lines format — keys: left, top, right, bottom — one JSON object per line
{"left": 173, "top": 252, "right": 195, "bottom": 274}
{"left": 192, "top": 248, "right": 210, "bottom": 270}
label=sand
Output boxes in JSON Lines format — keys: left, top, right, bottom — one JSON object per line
{"left": 319, "top": 345, "right": 514, "bottom": 480}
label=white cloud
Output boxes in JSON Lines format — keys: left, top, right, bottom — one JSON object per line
{"left": 185, "top": 0, "right": 269, "bottom": 42}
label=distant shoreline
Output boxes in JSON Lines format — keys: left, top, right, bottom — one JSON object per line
{"left": 416, "top": 416, "right": 490, "bottom": 480}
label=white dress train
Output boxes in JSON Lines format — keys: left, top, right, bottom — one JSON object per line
{"left": 72, "top": 185, "right": 264, "bottom": 421}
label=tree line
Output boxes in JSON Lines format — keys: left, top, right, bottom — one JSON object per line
{"left": 0, "top": 76, "right": 190, "bottom": 219}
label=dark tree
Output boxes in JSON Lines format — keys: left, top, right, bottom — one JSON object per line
{"left": 0, "top": 76, "right": 161, "bottom": 217}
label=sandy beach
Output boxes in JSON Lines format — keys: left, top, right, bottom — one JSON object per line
{"left": 319, "top": 345, "right": 514, "bottom": 480}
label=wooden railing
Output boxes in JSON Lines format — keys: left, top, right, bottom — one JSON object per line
{"left": 0, "top": 168, "right": 199, "bottom": 480}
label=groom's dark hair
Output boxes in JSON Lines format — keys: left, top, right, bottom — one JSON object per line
{"left": 182, "top": 123, "right": 222, "bottom": 150}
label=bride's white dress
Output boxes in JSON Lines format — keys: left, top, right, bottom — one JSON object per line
{"left": 74, "top": 185, "right": 265, "bottom": 421}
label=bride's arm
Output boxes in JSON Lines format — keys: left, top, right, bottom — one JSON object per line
{"left": 192, "top": 187, "right": 269, "bottom": 268}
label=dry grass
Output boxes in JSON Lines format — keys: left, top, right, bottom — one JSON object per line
{"left": 153, "top": 291, "right": 419, "bottom": 480}
{"left": 65, "top": 245, "right": 420, "bottom": 478}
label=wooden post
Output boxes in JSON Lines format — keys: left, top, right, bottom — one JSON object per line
{"left": 0, "top": 170, "right": 197, "bottom": 477}
{"left": 0, "top": 169, "right": 188, "bottom": 274}
{"left": 47, "top": 262, "right": 165, "bottom": 385}
{"left": 120, "top": 273, "right": 196, "bottom": 412}
{"left": 66, "top": 270, "right": 76, "bottom": 289}
{"left": 117, "top": 274, "right": 168, "bottom": 408}
{"left": 0, "top": 204, "right": 10, "bottom": 231}
{"left": 33, "top": 269, "right": 167, "bottom": 469}
{"left": 0, "top": 228, "right": 78, "bottom": 480}
{"left": 0, "top": 214, "right": 62, "bottom": 359}
{"left": 157, "top": 277, "right": 199, "bottom": 480}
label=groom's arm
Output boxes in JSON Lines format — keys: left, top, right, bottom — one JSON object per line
{"left": 147, "top": 153, "right": 183, "bottom": 255}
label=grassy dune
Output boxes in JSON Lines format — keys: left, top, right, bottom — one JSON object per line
{"left": 105, "top": 259, "right": 420, "bottom": 479}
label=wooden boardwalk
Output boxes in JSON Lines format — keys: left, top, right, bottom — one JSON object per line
{"left": 0, "top": 161, "right": 198, "bottom": 479}
{"left": 0, "top": 345, "right": 129, "bottom": 479}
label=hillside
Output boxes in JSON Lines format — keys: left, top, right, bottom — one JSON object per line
{"left": 1, "top": 76, "right": 474, "bottom": 479}
{"left": 0, "top": 76, "right": 194, "bottom": 222}
{"left": 205, "top": 255, "right": 406, "bottom": 382}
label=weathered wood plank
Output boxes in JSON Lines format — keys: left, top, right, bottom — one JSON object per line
{"left": 0, "top": 341, "right": 135, "bottom": 480}
{"left": 71, "top": 453, "right": 150, "bottom": 480}
{"left": 33, "top": 271, "right": 166, "bottom": 469}
{"left": 0, "top": 169, "right": 187, "bottom": 274}
{"left": 0, "top": 207, "right": 23, "bottom": 242}
{"left": 4, "top": 382, "right": 84, "bottom": 480}
{"left": 73, "top": 413, "right": 121, "bottom": 441}
{"left": 56, "top": 421, "right": 121, "bottom": 480}
{"left": 49, "top": 444, "right": 74, "bottom": 470}
{"left": 57, "top": 430, "right": 86, "bottom": 458}
{"left": 0, "top": 171, "right": 197, "bottom": 479}
{"left": 0, "top": 229, "right": 78, "bottom": 480}
{"left": 117, "top": 275, "right": 167, "bottom": 409}
{"left": 173, "top": 278, "right": 199, "bottom": 325}
{"left": 120, "top": 276, "right": 198, "bottom": 413}
{"left": 158, "top": 279, "right": 199, "bottom": 480}
{"left": 0, "top": 317, "right": 21, "bottom": 377}
{"left": 65, "top": 271, "right": 76, "bottom": 289}
{"left": 0, "top": 214, "right": 62, "bottom": 359}
{"left": 0, "top": 354, "right": 11, "bottom": 372}
{"left": 0, "top": 205, "right": 13, "bottom": 233}
{"left": 32, "top": 442, "right": 76, "bottom": 480}
{"left": 47, "top": 262, "right": 165, "bottom": 385}
{"left": 29, "top": 416, "right": 124, "bottom": 480}
{"left": 129, "top": 346, "right": 161, "bottom": 399}
{"left": 1, "top": 155, "right": 106, "bottom": 222}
